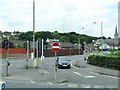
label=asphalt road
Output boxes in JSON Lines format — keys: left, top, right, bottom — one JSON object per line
{"left": 1, "top": 55, "right": 119, "bottom": 88}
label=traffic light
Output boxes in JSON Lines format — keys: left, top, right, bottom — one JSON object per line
{"left": 38, "top": 41, "right": 42, "bottom": 51}
{"left": 81, "top": 43, "right": 85, "bottom": 51}
{"left": 43, "top": 41, "right": 48, "bottom": 50}
{"left": 23, "top": 41, "right": 27, "bottom": 50}
{"left": 24, "top": 41, "right": 30, "bottom": 51}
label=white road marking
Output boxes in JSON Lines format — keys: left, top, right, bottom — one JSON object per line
{"left": 47, "top": 82, "right": 53, "bottom": 85}
{"left": 94, "top": 85, "right": 104, "bottom": 88}
{"left": 68, "top": 84, "right": 78, "bottom": 87}
{"left": 107, "top": 86, "right": 118, "bottom": 88}
{"left": 90, "top": 72, "right": 119, "bottom": 79}
{"left": 100, "top": 74, "right": 119, "bottom": 79}
{"left": 81, "top": 85, "right": 91, "bottom": 88}
{"left": 73, "top": 72, "right": 83, "bottom": 76}
{"left": 30, "top": 80, "right": 35, "bottom": 84}
{"left": 73, "top": 71, "right": 95, "bottom": 79}
{"left": 84, "top": 76, "right": 95, "bottom": 78}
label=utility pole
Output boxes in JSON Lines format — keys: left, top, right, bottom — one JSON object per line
{"left": 93, "top": 22, "right": 103, "bottom": 51}
{"left": 100, "top": 22, "right": 103, "bottom": 51}
{"left": 78, "top": 27, "right": 84, "bottom": 55}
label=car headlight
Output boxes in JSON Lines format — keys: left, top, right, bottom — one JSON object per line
{"left": 58, "top": 63, "right": 62, "bottom": 65}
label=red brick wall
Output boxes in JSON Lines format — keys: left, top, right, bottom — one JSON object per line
{"left": 0, "top": 48, "right": 83, "bottom": 58}
{"left": 44, "top": 48, "right": 83, "bottom": 57}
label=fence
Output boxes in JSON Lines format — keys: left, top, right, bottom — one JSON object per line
{"left": 0, "top": 48, "right": 83, "bottom": 58}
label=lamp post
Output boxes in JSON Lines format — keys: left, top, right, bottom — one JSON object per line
{"left": 33, "top": 0, "right": 36, "bottom": 67}
{"left": 93, "top": 22, "right": 103, "bottom": 51}
{"left": 0, "top": 31, "right": 2, "bottom": 40}
{"left": 78, "top": 27, "right": 84, "bottom": 55}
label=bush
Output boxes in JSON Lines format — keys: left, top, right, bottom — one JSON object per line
{"left": 87, "top": 55, "right": 120, "bottom": 70}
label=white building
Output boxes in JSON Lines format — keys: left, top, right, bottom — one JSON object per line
{"left": 95, "top": 25, "right": 119, "bottom": 50}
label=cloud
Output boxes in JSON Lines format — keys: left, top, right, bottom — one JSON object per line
{"left": 0, "top": 0, "right": 119, "bottom": 38}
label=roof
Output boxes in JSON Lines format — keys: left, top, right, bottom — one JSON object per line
{"left": 47, "top": 42, "right": 75, "bottom": 49}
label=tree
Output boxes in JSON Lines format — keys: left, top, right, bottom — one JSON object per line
{"left": 69, "top": 34, "right": 78, "bottom": 44}
{"left": 59, "top": 36, "right": 69, "bottom": 42}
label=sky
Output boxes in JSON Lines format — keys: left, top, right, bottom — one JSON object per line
{"left": 0, "top": 0, "right": 119, "bottom": 38}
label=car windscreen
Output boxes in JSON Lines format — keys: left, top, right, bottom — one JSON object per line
{"left": 58, "top": 58, "right": 70, "bottom": 63}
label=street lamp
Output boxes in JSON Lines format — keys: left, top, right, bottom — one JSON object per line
{"left": 33, "top": 0, "right": 36, "bottom": 67}
{"left": 0, "top": 31, "right": 2, "bottom": 39}
{"left": 93, "top": 22, "right": 103, "bottom": 51}
{"left": 78, "top": 27, "right": 84, "bottom": 55}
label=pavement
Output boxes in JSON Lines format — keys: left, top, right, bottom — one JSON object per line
{"left": 3, "top": 58, "right": 119, "bottom": 85}
{"left": 72, "top": 59, "right": 119, "bottom": 78}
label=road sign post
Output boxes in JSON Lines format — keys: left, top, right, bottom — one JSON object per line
{"left": 51, "top": 42, "right": 61, "bottom": 79}
{"left": 54, "top": 52, "right": 57, "bottom": 79}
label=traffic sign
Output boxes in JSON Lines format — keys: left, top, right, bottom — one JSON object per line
{"left": 52, "top": 42, "right": 61, "bottom": 52}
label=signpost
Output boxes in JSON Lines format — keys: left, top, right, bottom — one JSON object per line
{"left": 51, "top": 42, "right": 61, "bottom": 79}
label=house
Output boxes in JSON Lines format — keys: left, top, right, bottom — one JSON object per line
{"left": 94, "top": 26, "right": 119, "bottom": 50}
{"left": 46, "top": 38, "right": 76, "bottom": 49}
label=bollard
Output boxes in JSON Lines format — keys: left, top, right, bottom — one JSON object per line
{"left": 6, "top": 59, "right": 10, "bottom": 76}
{"left": 26, "top": 59, "right": 29, "bottom": 69}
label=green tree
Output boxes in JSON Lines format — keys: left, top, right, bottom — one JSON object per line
{"left": 59, "top": 36, "right": 69, "bottom": 42}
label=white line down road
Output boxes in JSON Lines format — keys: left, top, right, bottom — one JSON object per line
{"left": 73, "top": 71, "right": 96, "bottom": 79}
{"left": 73, "top": 72, "right": 83, "bottom": 76}
{"left": 84, "top": 76, "right": 95, "bottom": 79}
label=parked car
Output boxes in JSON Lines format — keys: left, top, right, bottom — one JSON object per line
{"left": 56, "top": 57, "right": 71, "bottom": 69}
{"left": 98, "top": 51, "right": 111, "bottom": 55}
{"left": 0, "top": 81, "right": 5, "bottom": 90}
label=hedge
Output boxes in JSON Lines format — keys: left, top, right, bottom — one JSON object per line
{"left": 87, "top": 55, "right": 120, "bottom": 70}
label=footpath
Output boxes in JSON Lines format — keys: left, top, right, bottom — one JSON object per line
{"left": 72, "top": 59, "right": 119, "bottom": 78}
